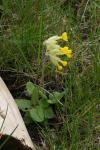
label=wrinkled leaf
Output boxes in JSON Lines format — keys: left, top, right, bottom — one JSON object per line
{"left": 44, "top": 107, "right": 54, "bottom": 119}
{"left": 39, "top": 99, "right": 49, "bottom": 108}
{"left": 16, "top": 99, "right": 31, "bottom": 112}
{"left": 48, "top": 91, "right": 64, "bottom": 104}
{"left": 26, "top": 81, "right": 36, "bottom": 95}
{"left": 31, "top": 86, "right": 39, "bottom": 106}
{"left": 26, "top": 81, "right": 39, "bottom": 105}
{"left": 29, "top": 106, "right": 44, "bottom": 122}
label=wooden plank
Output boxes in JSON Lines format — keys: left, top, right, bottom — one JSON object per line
{"left": 0, "top": 77, "right": 35, "bottom": 149}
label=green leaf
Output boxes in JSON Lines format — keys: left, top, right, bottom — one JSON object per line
{"left": 26, "top": 81, "right": 39, "bottom": 105}
{"left": 44, "top": 107, "right": 54, "bottom": 119}
{"left": 39, "top": 99, "right": 49, "bottom": 108}
{"left": 26, "top": 81, "right": 36, "bottom": 95}
{"left": 31, "top": 86, "right": 39, "bottom": 106}
{"left": 48, "top": 91, "right": 64, "bottom": 104}
{"left": 29, "top": 106, "right": 44, "bottom": 122}
{"left": 16, "top": 99, "right": 31, "bottom": 112}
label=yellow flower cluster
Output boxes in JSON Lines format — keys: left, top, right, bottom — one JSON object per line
{"left": 43, "top": 32, "right": 72, "bottom": 71}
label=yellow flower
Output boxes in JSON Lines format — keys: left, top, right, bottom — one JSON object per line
{"left": 60, "top": 47, "right": 69, "bottom": 54}
{"left": 43, "top": 32, "right": 72, "bottom": 71}
{"left": 60, "top": 47, "right": 72, "bottom": 58}
{"left": 66, "top": 49, "right": 72, "bottom": 58}
{"left": 43, "top": 32, "right": 68, "bottom": 47}
{"left": 44, "top": 36, "right": 58, "bottom": 44}
{"left": 60, "top": 32, "right": 68, "bottom": 41}
{"left": 57, "top": 64, "right": 63, "bottom": 71}
{"left": 61, "top": 61, "right": 68, "bottom": 67}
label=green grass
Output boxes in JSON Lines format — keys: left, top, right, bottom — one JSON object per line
{"left": 0, "top": 0, "right": 100, "bottom": 149}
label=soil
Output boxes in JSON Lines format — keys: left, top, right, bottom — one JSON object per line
{"left": 0, "top": 135, "right": 32, "bottom": 150}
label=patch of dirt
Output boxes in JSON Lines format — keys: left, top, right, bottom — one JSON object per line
{"left": 0, "top": 134, "right": 32, "bottom": 150}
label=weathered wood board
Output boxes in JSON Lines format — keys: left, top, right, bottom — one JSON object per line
{"left": 0, "top": 77, "right": 35, "bottom": 149}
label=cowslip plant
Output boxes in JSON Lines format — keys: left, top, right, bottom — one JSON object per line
{"left": 43, "top": 32, "right": 72, "bottom": 71}
{"left": 16, "top": 32, "right": 72, "bottom": 123}
{"left": 16, "top": 82, "right": 64, "bottom": 123}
